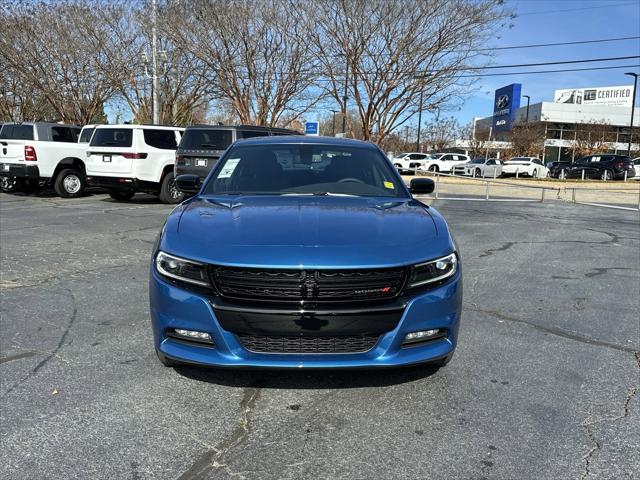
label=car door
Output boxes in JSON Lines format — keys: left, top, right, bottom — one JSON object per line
{"left": 138, "top": 128, "right": 179, "bottom": 182}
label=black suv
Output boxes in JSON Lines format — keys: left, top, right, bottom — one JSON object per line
{"left": 175, "top": 125, "right": 301, "bottom": 182}
{"left": 566, "top": 154, "right": 635, "bottom": 181}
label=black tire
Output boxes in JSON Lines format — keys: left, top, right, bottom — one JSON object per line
{"left": 54, "top": 168, "right": 85, "bottom": 198}
{"left": 600, "top": 169, "right": 613, "bottom": 181}
{"left": 428, "top": 165, "right": 439, "bottom": 172}
{"left": 559, "top": 169, "right": 568, "bottom": 180}
{"left": 0, "top": 176, "right": 22, "bottom": 193}
{"left": 156, "top": 349, "right": 179, "bottom": 367}
{"left": 532, "top": 169, "right": 538, "bottom": 179}
{"left": 108, "top": 190, "right": 136, "bottom": 201}
{"left": 158, "top": 171, "right": 184, "bottom": 204}
{"left": 475, "top": 168, "right": 482, "bottom": 178}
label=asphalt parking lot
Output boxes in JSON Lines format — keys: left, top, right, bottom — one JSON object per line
{"left": 1, "top": 191, "right": 638, "bottom": 480}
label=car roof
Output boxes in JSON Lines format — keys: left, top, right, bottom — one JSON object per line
{"left": 1, "top": 121, "right": 79, "bottom": 127}
{"left": 235, "top": 135, "right": 379, "bottom": 149}
{"left": 185, "top": 124, "right": 299, "bottom": 132}
{"left": 94, "top": 124, "right": 184, "bottom": 131}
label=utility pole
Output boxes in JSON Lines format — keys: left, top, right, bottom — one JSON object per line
{"left": 624, "top": 72, "right": 638, "bottom": 156}
{"left": 415, "top": 88, "right": 424, "bottom": 152}
{"left": 522, "top": 95, "right": 530, "bottom": 123}
{"left": 330, "top": 109, "right": 339, "bottom": 136}
{"left": 151, "top": 0, "right": 159, "bottom": 125}
{"left": 341, "top": 58, "right": 349, "bottom": 135}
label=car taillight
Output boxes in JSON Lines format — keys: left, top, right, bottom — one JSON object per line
{"left": 24, "top": 146, "right": 37, "bottom": 161}
{"left": 122, "top": 153, "right": 148, "bottom": 159}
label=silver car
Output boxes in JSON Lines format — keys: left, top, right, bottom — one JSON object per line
{"left": 452, "top": 158, "right": 502, "bottom": 178}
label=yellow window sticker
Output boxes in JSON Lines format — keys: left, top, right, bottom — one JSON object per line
{"left": 384, "top": 181, "right": 394, "bottom": 189}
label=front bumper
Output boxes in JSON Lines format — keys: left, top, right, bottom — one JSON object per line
{"left": 149, "top": 267, "right": 463, "bottom": 369}
{"left": 0, "top": 163, "right": 40, "bottom": 179}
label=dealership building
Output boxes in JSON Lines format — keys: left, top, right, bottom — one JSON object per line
{"left": 463, "top": 84, "right": 639, "bottom": 161}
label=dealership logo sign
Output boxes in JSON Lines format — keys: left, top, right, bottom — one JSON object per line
{"left": 496, "top": 94, "right": 510, "bottom": 109}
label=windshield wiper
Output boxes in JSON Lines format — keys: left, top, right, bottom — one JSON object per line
{"left": 200, "top": 143, "right": 219, "bottom": 148}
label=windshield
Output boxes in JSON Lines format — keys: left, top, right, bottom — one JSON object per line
{"left": 393, "top": 152, "right": 408, "bottom": 159}
{"left": 469, "top": 159, "right": 484, "bottom": 164}
{"left": 507, "top": 157, "right": 529, "bottom": 163}
{"left": 203, "top": 144, "right": 406, "bottom": 198}
{"left": 180, "top": 129, "right": 233, "bottom": 150}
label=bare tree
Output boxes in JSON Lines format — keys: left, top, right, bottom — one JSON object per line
{"left": 458, "top": 122, "right": 491, "bottom": 158}
{"left": 169, "top": 0, "right": 322, "bottom": 127}
{"left": 0, "top": 0, "right": 131, "bottom": 125}
{"left": 573, "top": 120, "right": 616, "bottom": 157}
{"left": 307, "top": 0, "right": 511, "bottom": 143}
{"left": 505, "top": 122, "right": 546, "bottom": 157}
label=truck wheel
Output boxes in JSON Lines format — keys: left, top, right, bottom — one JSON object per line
{"left": 54, "top": 168, "right": 85, "bottom": 198}
{"left": 158, "top": 172, "right": 184, "bottom": 204}
{"left": 108, "top": 190, "right": 135, "bottom": 201}
{"left": 0, "top": 177, "right": 22, "bottom": 193}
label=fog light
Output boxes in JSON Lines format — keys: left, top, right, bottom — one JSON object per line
{"left": 403, "top": 329, "right": 444, "bottom": 345}
{"left": 169, "top": 328, "right": 213, "bottom": 345}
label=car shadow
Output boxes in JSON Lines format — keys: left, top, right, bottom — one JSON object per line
{"left": 173, "top": 363, "right": 441, "bottom": 389}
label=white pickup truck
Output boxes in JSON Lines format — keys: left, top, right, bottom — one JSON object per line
{"left": 0, "top": 122, "right": 93, "bottom": 197}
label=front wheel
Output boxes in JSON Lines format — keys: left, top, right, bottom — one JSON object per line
{"left": 559, "top": 169, "right": 568, "bottom": 180}
{"left": 601, "top": 169, "right": 613, "bottom": 181}
{"left": 108, "top": 190, "right": 135, "bottom": 201}
{"left": 475, "top": 168, "right": 482, "bottom": 178}
{"left": 428, "top": 165, "right": 439, "bottom": 172}
{"left": 532, "top": 169, "right": 538, "bottom": 178}
{"left": 54, "top": 168, "right": 85, "bottom": 198}
{"left": 158, "top": 171, "right": 185, "bottom": 204}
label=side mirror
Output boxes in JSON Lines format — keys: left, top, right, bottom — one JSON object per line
{"left": 175, "top": 174, "right": 201, "bottom": 194}
{"left": 409, "top": 178, "right": 434, "bottom": 195}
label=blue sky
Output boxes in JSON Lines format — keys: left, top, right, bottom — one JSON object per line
{"left": 447, "top": 0, "right": 640, "bottom": 124}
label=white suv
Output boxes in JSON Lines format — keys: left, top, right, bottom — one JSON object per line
{"left": 418, "top": 153, "right": 471, "bottom": 173}
{"left": 391, "top": 152, "right": 434, "bottom": 173}
{"left": 85, "top": 125, "right": 184, "bottom": 203}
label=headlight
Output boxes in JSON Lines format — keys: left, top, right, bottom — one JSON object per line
{"left": 155, "top": 251, "right": 210, "bottom": 286}
{"left": 408, "top": 253, "right": 458, "bottom": 288}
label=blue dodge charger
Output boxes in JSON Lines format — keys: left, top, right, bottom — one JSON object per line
{"left": 149, "top": 136, "right": 462, "bottom": 369}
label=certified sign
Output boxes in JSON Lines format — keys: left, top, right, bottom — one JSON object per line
{"left": 554, "top": 85, "right": 634, "bottom": 107}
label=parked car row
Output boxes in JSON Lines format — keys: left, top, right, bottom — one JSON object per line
{"left": 547, "top": 154, "right": 637, "bottom": 180}
{"left": 0, "top": 122, "right": 300, "bottom": 202}
{"left": 393, "top": 152, "right": 636, "bottom": 181}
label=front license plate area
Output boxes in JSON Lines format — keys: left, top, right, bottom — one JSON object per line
{"left": 196, "top": 159, "right": 207, "bottom": 167}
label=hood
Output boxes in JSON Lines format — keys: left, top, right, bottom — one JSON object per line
{"left": 161, "top": 195, "right": 455, "bottom": 269}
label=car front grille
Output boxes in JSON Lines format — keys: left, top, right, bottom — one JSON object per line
{"left": 237, "top": 334, "right": 380, "bottom": 354}
{"left": 210, "top": 266, "right": 407, "bottom": 304}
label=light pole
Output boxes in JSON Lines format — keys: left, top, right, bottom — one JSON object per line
{"left": 330, "top": 109, "right": 339, "bottom": 136}
{"left": 342, "top": 57, "right": 349, "bottom": 135}
{"left": 151, "top": 0, "right": 159, "bottom": 125}
{"left": 416, "top": 88, "right": 424, "bottom": 152}
{"left": 522, "top": 95, "right": 530, "bottom": 123}
{"left": 624, "top": 72, "right": 638, "bottom": 156}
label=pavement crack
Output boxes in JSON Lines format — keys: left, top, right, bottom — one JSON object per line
{"left": 468, "top": 306, "right": 638, "bottom": 353}
{"left": 1, "top": 287, "right": 78, "bottom": 398}
{"left": 0, "top": 351, "right": 40, "bottom": 364}
{"left": 177, "top": 385, "right": 262, "bottom": 480}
